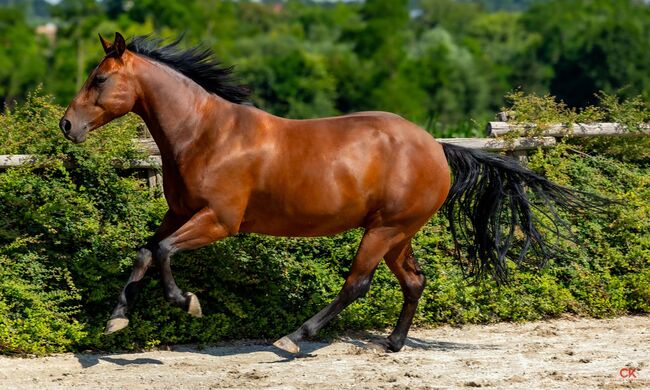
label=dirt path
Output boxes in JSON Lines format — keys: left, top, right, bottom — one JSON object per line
{"left": 1, "top": 315, "right": 648, "bottom": 389}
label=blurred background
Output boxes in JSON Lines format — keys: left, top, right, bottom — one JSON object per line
{"left": 1, "top": 0, "right": 650, "bottom": 136}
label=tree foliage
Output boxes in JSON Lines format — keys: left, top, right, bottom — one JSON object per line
{"left": 1, "top": 0, "right": 649, "bottom": 129}
{"left": 522, "top": 0, "right": 650, "bottom": 107}
{"left": 0, "top": 7, "right": 46, "bottom": 107}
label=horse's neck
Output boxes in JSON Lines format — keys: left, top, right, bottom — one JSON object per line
{"left": 131, "top": 58, "right": 233, "bottom": 160}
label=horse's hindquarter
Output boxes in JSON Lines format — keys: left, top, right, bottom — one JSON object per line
{"left": 240, "top": 112, "right": 451, "bottom": 237}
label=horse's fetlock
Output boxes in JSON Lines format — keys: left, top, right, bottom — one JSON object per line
{"left": 300, "top": 323, "right": 316, "bottom": 338}
{"left": 164, "top": 290, "right": 179, "bottom": 303}
{"left": 387, "top": 335, "right": 405, "bottom": 352}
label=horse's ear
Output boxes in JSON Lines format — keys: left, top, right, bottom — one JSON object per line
{"left": 98, "top": 33, "right": 112, "bottom": 54}
{"left": 113, "top": 32, "right": 126, "bottom": 58}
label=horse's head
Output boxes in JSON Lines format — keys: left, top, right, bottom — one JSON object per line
{"left": 60, "top": 32, "right": 137, "bottom": 143}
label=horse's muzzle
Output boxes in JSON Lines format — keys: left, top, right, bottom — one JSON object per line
{"left": 59, "top": 117, "right": 86, "bottom": 143}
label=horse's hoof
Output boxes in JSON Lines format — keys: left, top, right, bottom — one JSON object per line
{"left": 186, "top": 292, "right": 203, "bottom": 318}
{"left": 104, "top": 317, "right": 129, "bottom": 335}
{"left": 273, "top": 336, "right": 300, "bottom": 354}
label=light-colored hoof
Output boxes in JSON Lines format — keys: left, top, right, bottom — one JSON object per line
{"left": 104, "top": 317, "right": 129, "bottom": 335}
{"left": 186, "top": 292, "right": 203, "bottom": 318}
{"left": 273, "top": 336, "right": 300, "bottom": 354}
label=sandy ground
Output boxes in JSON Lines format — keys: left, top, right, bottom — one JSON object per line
{"left": 0, "top": 315, "right": 648, "bottom": 389}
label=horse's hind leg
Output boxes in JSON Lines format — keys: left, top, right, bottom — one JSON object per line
{"left": 384, "top": 240, "right": 425, "bottom": 352}
{"left": 274, "top": 226, "right": 403, "bottom": 354}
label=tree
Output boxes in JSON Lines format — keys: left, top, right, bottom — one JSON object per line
{"left": 353, "top": 0, "right": 409, "bottom": 59}
{"left": 235, "top": 35, "right": 338, "bottom": 119}
{"left": 49, "top": 0, "right": 106, "bottom": 96}
{"left": 465, "top": 12, "right": 550, "bottom": 110}
{"left": 0, "top": 7, "right": 46, "bottom": 106}
{"left": 522, "top": 0, "right": 650, "bottom": 107}
{"left": 341, "top": 0, "right": 414, "bottom": 114}
{"left": 417, "top": 0, "right": 482, "bottom": 37}
{"left": 397, "top": 28, "right": 490, "bottom": 124}
{"left": 462, "top": 0, "right": 543, "bottom": 12}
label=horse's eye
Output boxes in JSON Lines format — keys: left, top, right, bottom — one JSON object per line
{"left": 94, "top": 75, "right": 108, "bottom": 85}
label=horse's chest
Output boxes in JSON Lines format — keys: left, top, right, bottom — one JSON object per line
{"left": 162, "top": 165, "right": 208, "bottom": 215}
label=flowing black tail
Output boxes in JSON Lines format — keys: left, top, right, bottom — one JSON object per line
{"left": 441, "top": 143, "right": 611, "bottom": 283}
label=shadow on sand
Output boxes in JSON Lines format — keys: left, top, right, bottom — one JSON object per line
{"left": 75, "top": 354, "right": 164, "bottom": 368}
{"left": 74, "top": 331, "right": 498, "bottom": 368}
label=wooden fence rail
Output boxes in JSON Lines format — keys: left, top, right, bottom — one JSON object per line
{"left": 1, "top": 120, "right": 647, "bottom": 191}
{"left": 487, "top": 121, "right": 650, "bottom": 138}
{"left": 437, "top": 136, "right": 556, "bottom": 151}
{"left": 0, "top": 155, "right": 40, "bottom": 167}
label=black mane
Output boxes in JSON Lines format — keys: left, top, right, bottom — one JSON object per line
{"left": 127, "top": 35, "right": 251, "bottom": 104}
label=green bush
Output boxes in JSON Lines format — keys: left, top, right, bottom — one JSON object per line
{"left": 0, "top": 91, "right": 648, "bottom": 355}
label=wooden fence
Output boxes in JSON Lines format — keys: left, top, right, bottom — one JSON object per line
{"left": 1, "top": 118, "right": 648, "bottom": 190}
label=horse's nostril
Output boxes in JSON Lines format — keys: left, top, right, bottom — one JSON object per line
{"left": 59, "top": 118, "right": 72, "bottom": 133}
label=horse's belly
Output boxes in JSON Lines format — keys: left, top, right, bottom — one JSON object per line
{"left": 239, "top": 193, "right": 369, "bottom": 237}
{"left": 239, "top": 217, "right": 361, "bottom": 237}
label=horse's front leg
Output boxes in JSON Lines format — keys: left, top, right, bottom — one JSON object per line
{"left": 104, "top": 246, "right": 154, "bottom": 334}
{"left": 105, "top": 211, "right": 186, "bottom": 334}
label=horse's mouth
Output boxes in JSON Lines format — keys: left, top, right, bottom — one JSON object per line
{"left": 64, "top": 132, "right": 88, "bottom": 144}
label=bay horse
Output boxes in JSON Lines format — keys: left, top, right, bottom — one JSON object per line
{"left": 60, "top": 33, "right": 606, "bottom": 353}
